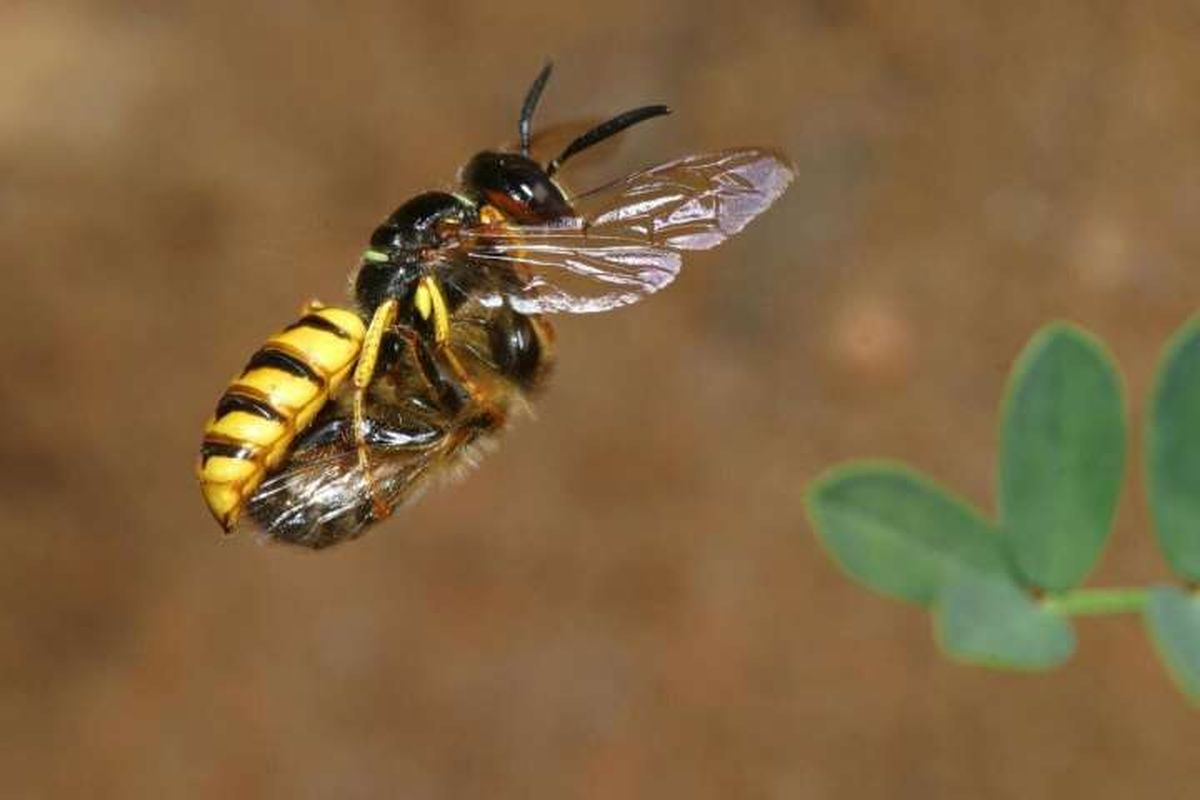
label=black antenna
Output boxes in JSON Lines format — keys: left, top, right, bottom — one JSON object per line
{"left": 519, "top": 61, "right": 554, "bottom": 157}
{"left": 546, "top": 104, "right": 671, "bottom": 176}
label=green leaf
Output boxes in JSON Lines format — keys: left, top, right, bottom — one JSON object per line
{"left": 806, "top": 463, "right": 1011, "bottom": 607}
{"left": 935, "top": 574, "right": 1076, "bottom": 670}
{"left": 1147, "top": 317, "right": 1200, "bottom": 582}
{"left": 1144, "top": 586, "right": 1200, "bottom": 705}
{"left": 999, "top": 323, "right": 1126, "bottom": 591}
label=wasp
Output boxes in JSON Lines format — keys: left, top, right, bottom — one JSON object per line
{"left": 198, "top": 64, "right": 794, "bottom": 548}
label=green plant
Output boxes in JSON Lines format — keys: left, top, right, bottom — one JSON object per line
{"left": 805, "top": 319, "right": 1200, "bottom": 703}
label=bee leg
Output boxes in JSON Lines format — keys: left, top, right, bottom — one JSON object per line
{"left": 352, "top": 298, "right": 399, "bottom": 517}
{"left": 392, "top": 326, "right": 458, "bottom": 410}
{"left": 300, "top": 298, "right": 326, "bottom": 314}
{"left": 413, "top": 276, "right": 507, "bottom": 428}
{"left": 436, "top": 341, "right": 508, "bottom": 431}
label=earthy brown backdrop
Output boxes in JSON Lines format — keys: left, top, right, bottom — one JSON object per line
{"left": 2, "top": 1, "right": 1197, "bottom": 797}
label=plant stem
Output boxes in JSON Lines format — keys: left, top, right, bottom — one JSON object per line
{"left": 1041, "top": 587, "right": 1148, "bottom": 616}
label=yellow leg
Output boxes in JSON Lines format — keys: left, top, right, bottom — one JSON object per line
{"left": 353, "top": 299, "right": 398, "bottom": 515}
{"left": 413, "top": 276, "right": 450, "bottom": 345}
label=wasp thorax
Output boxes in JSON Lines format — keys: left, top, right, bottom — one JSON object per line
{"left": 461, "top": 152, "right": 572, "bottom": 223}
{"left": 368, "top": 191, "right": 470, "bottom": 251}
{"left": 358, "top": 192, "right": 472, "bottom": 314}
{"left": 355, "top": 259, "right": 415, "bottom": 316}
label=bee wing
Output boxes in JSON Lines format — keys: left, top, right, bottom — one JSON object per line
{"left": 448, "top": 147, "right": 794, "bottom": 314}
{"left": 243, "top": 412, "right": 463, "bottom": 549}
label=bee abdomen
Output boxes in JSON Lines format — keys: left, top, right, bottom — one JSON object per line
{"left": 198, "top": 306, "right": 366, "bottom": 531}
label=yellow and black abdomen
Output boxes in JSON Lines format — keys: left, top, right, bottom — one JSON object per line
{"left": 198, "top": 306, "right": 366, "bottom": 531}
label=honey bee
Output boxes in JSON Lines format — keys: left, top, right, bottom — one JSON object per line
{"left": 198, "top": 64, "right": 793, "bottom": 548}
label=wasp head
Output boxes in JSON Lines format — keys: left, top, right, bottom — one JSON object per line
{"left": 460, "top": 152, "right": 573, "bottom": 224}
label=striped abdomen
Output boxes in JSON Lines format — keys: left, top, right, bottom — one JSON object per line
{"left": 198, "top": 306, "right": 366, "bottom": 531}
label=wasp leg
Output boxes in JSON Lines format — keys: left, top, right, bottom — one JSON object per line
{"left": 300, "top": 298, "right": 326, "bottom": 314}
{"left": 352, "top": 298, "right": 399, "bottom": 518}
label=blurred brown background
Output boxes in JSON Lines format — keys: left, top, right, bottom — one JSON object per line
{"left": 2, "top": 0, "right": 1198, "bottom": 797}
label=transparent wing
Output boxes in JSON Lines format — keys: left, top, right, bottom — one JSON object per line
{"left": 447, "top": 148, "right": 794, "bottom": 314}
{"left": 446, "top": 229, "right": 683, "bottom": 314}
{"left": 573, "top": 146, "right": 796, "bottom": 249}
{"left": 243, "top": 411, "right": 459, "bottom": 549}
